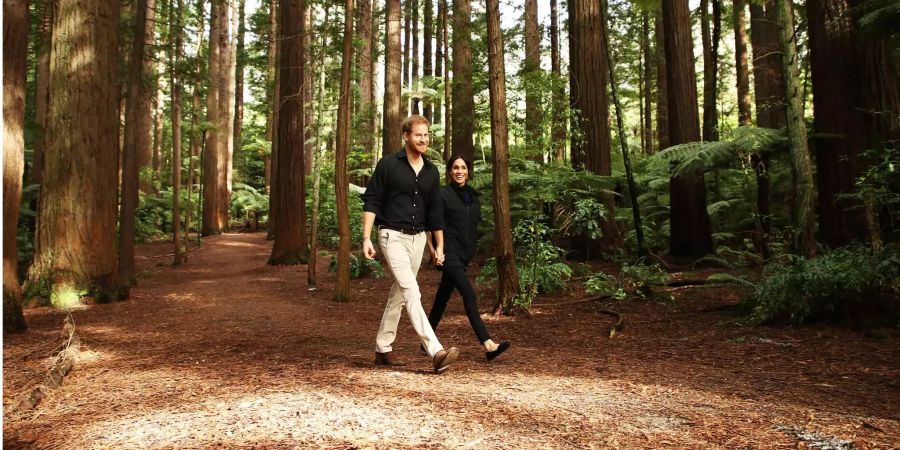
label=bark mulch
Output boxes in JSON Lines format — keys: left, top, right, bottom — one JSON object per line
{"left": 4, "top": 232, "right": 899, "bottom": 449}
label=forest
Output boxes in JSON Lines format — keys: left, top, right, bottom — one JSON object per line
{"left": 3, "top": 0, "right": 899, "bottom": 447}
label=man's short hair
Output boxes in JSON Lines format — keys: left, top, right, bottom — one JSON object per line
{"left": 401, "top": 115, "right": 431, "bottom": 134}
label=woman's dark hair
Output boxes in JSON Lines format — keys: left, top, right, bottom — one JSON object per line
{"left": 445, "top": 154, "right": 474, "bottom": 184}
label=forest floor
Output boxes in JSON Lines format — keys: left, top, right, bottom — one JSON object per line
{"left": 3, "top": 232, "right": 899, "bottom": 449}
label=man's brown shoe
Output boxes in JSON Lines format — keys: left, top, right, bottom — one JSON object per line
{"left": 374, "top": 351, "right": 406, "bottom": 367}
{"left": 432, "top": 347, "right": 459, "bottom": 373}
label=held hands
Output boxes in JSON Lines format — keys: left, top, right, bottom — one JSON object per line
{"left": 434, "top": 246, "right": 445, "bottom": 267}
{"left": 362, "top": 238, "right": 377, "bottom": 260}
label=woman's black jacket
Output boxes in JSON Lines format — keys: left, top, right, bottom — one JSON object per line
{"left": 438, "top": 183, "right": 481, "bottom": 268}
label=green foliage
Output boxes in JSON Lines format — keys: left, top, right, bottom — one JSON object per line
{"left": 648, "top": 126, "right": 787, "bottom": 178}
{"left": 745, "top": 245, "right": 900, "bottom": 324}
{"left": 568, "top": 198, "right": 607, "bottom": 241}
{"left": 478, "top": 218, "right": 573, "bottom": 308}
{"left": 229, "top": 183, "right": 269, "bottom": 223}
{"left": 837, "top": 147, "right": 900, "bottom": 236}
{"left": 328, "top": 253, "right": 384, "bottom": 279}
{"left": 583, "top": 262, "right": 670, "bottom": 301}
{"left": 315, "top": 165, "right": 365, "bottom": 248}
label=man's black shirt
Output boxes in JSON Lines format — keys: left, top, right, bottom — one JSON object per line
{"left": 362, "top": 151, "right": 444, "bottom": 232}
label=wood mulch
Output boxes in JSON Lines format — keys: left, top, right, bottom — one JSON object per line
{"left": 4, "top": 232, "right": 899, "bottom": 449}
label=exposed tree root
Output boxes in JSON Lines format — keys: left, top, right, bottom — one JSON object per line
{"left": 12, "top": 312, "right": 80, "bottom": 415}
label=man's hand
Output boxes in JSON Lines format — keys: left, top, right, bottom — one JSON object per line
{"left": 363, "top": 238, "right": 376, "bottom": 260}
{"left": 435, "top": 245, "right": 445, "bottom": 266}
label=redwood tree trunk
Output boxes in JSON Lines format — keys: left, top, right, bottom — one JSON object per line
{"left": 203, "top": 0, "right": 223, "bottom": 236}
{"left": 4, "top": 0, "right": 29, "bottom": 332}
{"left": 662, "top": 0, "right": 714, "bottom": 259}
{"left": 402, "top": 1, "right": 410, "bottom": 116}
{"left": 485, "top": 0, "right": 520, "bottom": 314}
{"left": 119, "top": 0, "right": 155, "bottom": 282}
{"left": 700, "top": 0, "right": 721, "bottom": 142}
{"left": 423, "top": 0, "right": 433, "bottom": 121}
{"left": 358, "top": 0, "right": 376, "bottom": 165}
{"left": 434, "top": 0, "right": 443, "bottom": 125}
{"left": 641, "top": 10, "right": 653, "bottom": 154}
{"left": 31, "top": 0, "right": 53, "bottom": 187}
{"left": 264, "top": 0, "right": 276, "bottom": 192}
{"left": 268, "top": 0, "right": 309, "bottom": 265}
{"left": 218, "top": 0, "right": 236, "bottom": 231}
{"left": 451, "top": 0, "right": 475, "bottom": 162}
{"left": 549, "top": 0, "right": 566, "bottom": 162}
{"left": 383, "top": 0, "right": 402, "bottom": 155}
{"left": 171, "top": 0, "right": 185, "bottom": 266}
{"left": 734, "top": 0, "right": 751, "bottom": 126}
{"left": 412, "top": 0, "right": 420, "bottom": 114}
{"left": 30, "top": 0, "right": 125, "bottom": 304}
{"left": 523, "top": 0, "right": 543, "bottom": 162}
{"left": 808, "top": 0, "right": 900, "bottom": 247}
{"left": 335, "top": 0, "right": 355, "bottom": 301}
{"left": 654, "top": 12, "right": 670, "bottom": 151}
{"left": 568, "top": 0, "right": 620, "bottom": 251}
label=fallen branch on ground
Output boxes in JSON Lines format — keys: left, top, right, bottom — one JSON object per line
{"left": 12, "top": 313, "right": 80, "bottom": 414}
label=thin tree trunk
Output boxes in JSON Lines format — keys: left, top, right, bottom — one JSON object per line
{"left": 218, "top": 0, "right": 237, "bottom": 231}
{"left": 264, "top": 0, "right": 276, "bottom": 192}
{"left": 641, "top": 11, "right": 653, "bottom": 155}
{"left": 412, "top": 0, "right": 420, "bottom": 114}
{"left": 700, "top": 0, "right": 721, "bottom": 142}
{"left": 662, "top": 0, "right": 714, "bottom": 259}
{"left": 550, "top": 0, "right": 565, "bottom": 163}
{"left": 434, "top": 0, "right": 443, "bottom": 124}
{"left": 485, "top": 0, "right": 520, "bottom": 314}
{"left": 3, "top": 0, "right": 29, "bottom": 332}
{"left": 120, "top": 0, "right": 155, "bottom": 282}
{"left": 441, "top": 0, "right": 450, "bottom": 159}
{"left": 523, "top": 0, "right": 543, "bottom": 163}
{"left": 451, "top": 0, "right": 474, "bottom": 162}
{"left": 269, "top": 0, "right": 309, "bottom": 265}
{"left": 402, "top": 1, "right": 410, "bottom": 116}
{"left": 423, "top": 0, "right": 433, "bottom": 121}
{"left": 602, "top": 0, "right": 646, "bottom": 258}
{"left": 358, "top": 0, "right": 375, "bottom": 167}
{"left": 308, "top": 5, "right": 329, "bottom": 288}
{"left": 303, "top": 4, "right": 314, "bottom": 178}
{"left": 203, "top": 0, "right": 223, "bottom": 236}
{"left": 233, "top": 0, "right": 245, "bottom": 180}
{"left": 383, "top": 0, "right": 402, "bottom": 155}
{"left": 654, "top": 12, "right": 670, "bottom": 151}
{"left": 171, "top": 0, "right": 184, "bottom": 266}
{"left": 777, "top": 0, "right": 815, "bottom": 258}
{"left": 335, "top": 0, "right": 355, "bottom": 301}
{"left": 734, "top": 0, "right": 751, "bottom": 126}
{"left": 29, "top": 0, "right": 124, "bottom": 304}
{"left": 187, "top": 0, "right": 206, "bottom": 243}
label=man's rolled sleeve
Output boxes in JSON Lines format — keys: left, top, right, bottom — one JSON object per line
{"left": 362, "top": 159, "right": 386, "bottom": 215}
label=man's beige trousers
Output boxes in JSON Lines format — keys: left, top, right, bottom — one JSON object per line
{"left": 375, "top": 228, "right": 444, "bottom": 357}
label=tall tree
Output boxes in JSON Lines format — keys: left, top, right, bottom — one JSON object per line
{"left": 568, "top": 0, "right": 620, "bottom": 250}
{"left": 423, "top": 0, "right": 433, "bottom": 121}
{"left": 264, "top": 0, "right": 277, "bottom": 191}
{"left": 29, "top": 0, "right": 124, "bottom": 304}
{"left": 412, "top": 0, "right": 420, "bottom": 114}
{"left": 4, "top": 0, "right": 29, "bottom": 332}
{"left": 523, "top": 0, "right": 543, "bottom": 162}
{"left": 187, "top": 0, "right": 206, "bottom": 243}
{"left": 749, "top": 0, "right": 785, "bottom": 257}
{"left": 484, "top": 0, "right": 520, "bottom": 314}
{"left": 402, "top": 0, "right": 411, "bottom": 116}
{"left": 441, "top": 0, "right": 451, "bottom": 158}
{"left": 203, "top": 0, "right": 224, "bottom": 235}
{"left": 171, "top": 0, "right": 185, "bottom": 266}
{"left": 777, "top": 0, "right": 815, "bottom": 258}
{"left": 308, "top": 4, "right": 327, "bottom": 287}
{"left": 218, "top": 0, "right": 237, "bottom": 230}
{"left": 119, "top": 0, "right": 155, "bottom": 283}
{"left": 654, "top": 12, "right": 670, "bottom": 151}
{"left": 549, "top": 0, "right": 565, "bottom": 162}
{"left": 269, "top": 0, "right": 309, "bottom": 265}
{"left": 640, "top": 10, "right": 653, "bottom": 154}
{"left": 662, "top": 0, "right": 715, "bottom": 259}
{"left": 451, "top": 0, "right": 475, "bottom": 162}
{"left": 808, "top": 0, "right": 900, "bottom": 247}
{"left": 234, "top": 0, "right": 246, "bottom": 178}
{"left": 733, "top": 0, "right": 751, "bottom": 126}
{"left": 31, "top": 0, "right": 53, "bottom": 187}
{"left": 357, "top": 0, "right": 376, "bottom": 161}
{"left": 335, "top": 0, "right": 355, "bottom": 301}
{"left": 383, "top": 0, "right": 402, "bottom": 155}
{"left": 434, "top": 0, "right": 443, "bottom": 124}
{"left": 700, "top": 0, "right": 721, "bottom": 142}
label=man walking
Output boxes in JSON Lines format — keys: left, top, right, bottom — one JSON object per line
{"left": 362, "top": 115, "right": 459, "bottom": 373}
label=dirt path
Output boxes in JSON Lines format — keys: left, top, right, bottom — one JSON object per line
{"left": 4, "top": 233, "right": 899, "bottom": 449}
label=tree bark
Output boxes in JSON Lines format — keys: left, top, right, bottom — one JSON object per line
{"left": 423, "top": 0, "right": 433, "bottom": 121}
{"left": 358, "top": 0, "right": 376, "bottom": 166}
{"left": 29, "top": 0, "right": 125, "bottom": 305}
{"left": 269, "top": 0, "right": 309, "bottom": 265}
{"left": 233, "top": 0, "right": 246, "bottom": 180}
{"left": 777, "top": 0, "right": 816, "bottom": 258}
{"left": 734, "top": 0, "right": 751, "bottom": 126}
{"left": 31, "top": 0, "right": 54, "bottom": 187}
{"left": 662, "top": 0, "right": 715, "bottom": 259}
{"left": 568, "top": 0, "right": 620, "bottom": 251}
{"left": 441, "top": 0, "right": 451, "bottom": 159}
{"left": 451, "top": 0, "right": 474, "bottom": 162}
{"left": 549, "top": 0, "right": 566, "bottom": 163}
{"left": 187, "top": 0, "right": 206, "bottom": 243}
{"left": 808, "top": 0, "right": 900, "bottom": 247}
{"left": 218, "top": 0, "right": 237, "bottom": 231}
{"left": 308, "top": 5, "right": 328, "bottom": 287}
{"left": 700, "top": 0, "right": 721, "bottom": 142}
{"left": 264, "top": 0, "right": 276, "bottom": 192}
{"left": 523, "top": 0, "right": 543, "bottom": 163}
{"left": 402, "top": 1, "right": 411, "bottom": 116}
{"left": 119, "top": 0, "right": 154, "bottom": 282}
{"left": 303, "top": 4, "right": 314, "bottom": 179}
{"left": 171, "top": 0, "right": 184, "bottom": 266}
{"left": 335, "top": 0, "right": 355, "bottom": 301}
{"left": 641, "top": 10, "right": 653, "bottom": 154}
{"left": 412, "top": 0, "right": 420, "bottom": 114}
{"left": 4, "top": 0, "right": 29, "bottom": 332}
{"left": 383, "top": 0, "right": 402, "bottom": 155}
{"left": 654, "top": 12, "right": 670, "bottom": 151}
{"left": 485, "top": 0, "right": 520, "bottom": 314}
{"left": 434, "top": 0, "right": 443, "bottom": 124}
{"left": 203, "top": 0, "right": 223, "bottom": 236}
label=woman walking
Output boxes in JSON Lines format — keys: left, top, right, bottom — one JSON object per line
{"left": 427, "top": 155, "right": 510, "bottom": 361}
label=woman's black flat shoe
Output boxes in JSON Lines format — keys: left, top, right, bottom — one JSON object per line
{"left": 485, "top": 340, "right": 510, "bottom": 361}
